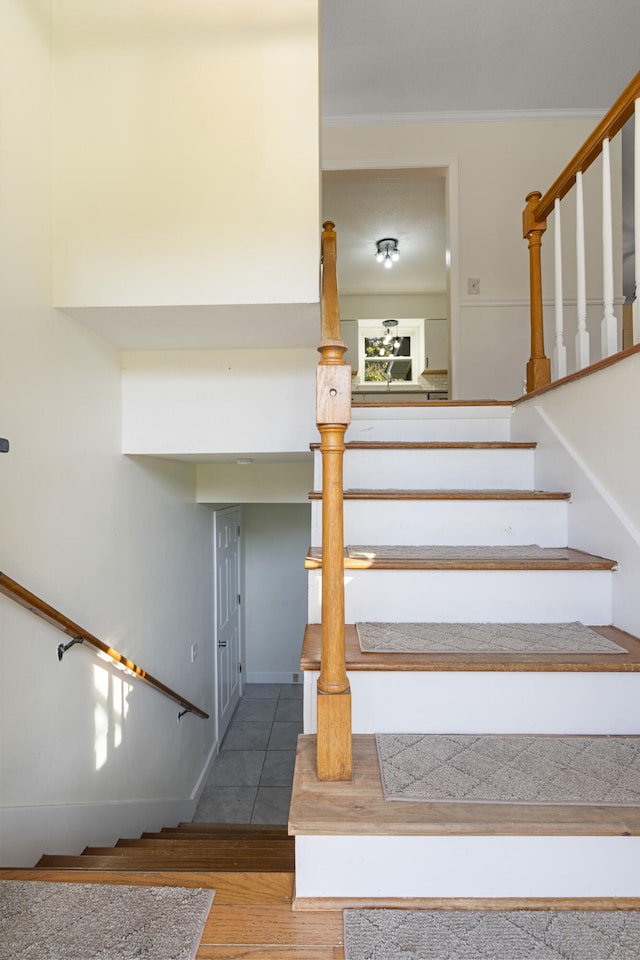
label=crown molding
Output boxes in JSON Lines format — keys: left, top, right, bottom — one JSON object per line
{"left": 322, "top": 107, "right": 605, "bottom": 127}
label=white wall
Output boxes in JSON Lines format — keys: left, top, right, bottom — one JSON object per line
{"left": 0, "top": 0, "right": 216, "bottom": 866}
{"left": 323, "top": 119, "right": 619, "bottom": 399}
{"left": 122, "top": 348, "right": 318, "bottom": 457}
{"left": 511, "top": 350, "right": 640, "bottom": 636}
{"left": 243, "top": 504, "right": 310, "bottom": 682}
{"left": 53, "top": 0, "right": 320, "bottom": 311}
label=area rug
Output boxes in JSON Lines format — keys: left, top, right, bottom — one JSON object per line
{"left": 375, "top": 733, "right": 640, "bottom": 805}
{"left": 347, "top": 544, "right": 569, "bottom": 560}
{"left": 356, "top": 621, "right": 626, "bottom": 654}
{"left": 344, "top": 908, "right": 640, "bottom": 959}
{"left": 0, "top": 881, "right": 214, "bottom": 960}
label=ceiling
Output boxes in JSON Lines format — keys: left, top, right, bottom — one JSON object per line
{"left": 320, "top": 0, "right": 640, "bottom": 302}
{"left": 321, "top": 0, "right": 640, "bottom": 121}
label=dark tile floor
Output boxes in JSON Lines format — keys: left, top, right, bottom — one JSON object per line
{"left": 193, "top": 683, "right": 303, "bottom": 825}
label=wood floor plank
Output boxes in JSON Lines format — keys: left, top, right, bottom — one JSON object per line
{"left": 301, "top": 623, "right": 640, "bottom": 673}
{"left": 199, "top": 904, "right": 343, "bottom": 947}
{"left": 289, "top": 735, "right": 640, "bottom": 838}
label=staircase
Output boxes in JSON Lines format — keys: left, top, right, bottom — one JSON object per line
{"left": 0, "top": 825, "right": 349, "bottom": 958}
{"left": 291, "top": 401, "right": 640, "bottom": 904}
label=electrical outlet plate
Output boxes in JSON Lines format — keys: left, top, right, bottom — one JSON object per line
{"left": 468, "top": 277, "right": 480, "bottom": 295}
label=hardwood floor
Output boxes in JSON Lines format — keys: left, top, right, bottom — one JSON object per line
{"left": 1, "top": 866, "right": 346, "bottom": 958}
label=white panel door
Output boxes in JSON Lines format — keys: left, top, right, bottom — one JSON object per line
{"left": 214, "top": 507, "right": 242, "bottom": 740}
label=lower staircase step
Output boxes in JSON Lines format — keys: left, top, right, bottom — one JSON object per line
{"left": 290, "top": 736, "right": 640, "bottom": 901}
{"left": 302, "top": 623, "right": 640, "bottom": 672}
{"left": 289, "top": 736, "right": 640, "bottom": 838}
{"left": 306, "top": 545, "right": 616, "bottom": 571}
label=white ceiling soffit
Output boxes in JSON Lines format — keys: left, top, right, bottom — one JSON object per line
{"left": 60, "top": 303, "right": 320, "bottom": 351}
{"left": 321, "top": 0, "right": 640, "bottom": 123}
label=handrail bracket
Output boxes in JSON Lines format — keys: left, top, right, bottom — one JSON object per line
{"left": 57, "top": 636, "right": 84, "bottom": 661}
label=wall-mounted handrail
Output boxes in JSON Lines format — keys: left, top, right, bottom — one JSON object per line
{"left": 0, "top": 571, "right": 209, "bottom": 719}
{"left": 523, "top": 69, "right": 640, "bottom": 392}
{"left": 315, "top": 221, "right": 352, "bottom": 781}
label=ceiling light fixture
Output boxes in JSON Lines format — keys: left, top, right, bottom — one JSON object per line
{"left": 381, "top": 318, "right": 401, "bottom": 348}
{"left": 375, "top": 238, "right": 400, "bottom": 269}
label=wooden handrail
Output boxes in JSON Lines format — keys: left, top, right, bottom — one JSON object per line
{"left": 523, "top": 69, "right": 640, "bottom": 392}
{"left": 0, "top": 571, "right": 209, "bottom": 719}
{"left": 534, "top": 71, "right": 640, "bottom": 222}
{"left": 315, "top": 221, "right": 352, "bottom": 780}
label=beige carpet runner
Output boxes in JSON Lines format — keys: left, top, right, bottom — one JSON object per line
{"left": 356, "top": 621, "right": 626, "bottom": 654}
{"left": 347, "top": 544, "right": 570, "bottom": 560}
{"left": 0, "top": 881, "right": 214, "bottom": 960}
{"left": 344, "top": 908, "right": 640, "bottom": 959}
{"left": 375, "top": 733, "right": 640, "bottom": 805}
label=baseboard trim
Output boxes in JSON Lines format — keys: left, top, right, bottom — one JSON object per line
{"left": 245, "top": 672, "right": 303, "bottom": 684}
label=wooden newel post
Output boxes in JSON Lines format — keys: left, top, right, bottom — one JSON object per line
{"left": 523, "top": 191, "right": 551, "bottom": 392}
{"left": 316, "top": 221, "right": 352, "bottom": 781}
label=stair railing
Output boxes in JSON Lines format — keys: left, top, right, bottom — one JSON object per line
{"left": 315, "top": 221, "right": 352, "bottom": 780}
{"left": 523, "top": 69, "right": 640, "bottom": 392}
{"left": 0, "top": 571, "right": 209, "bottom": 720}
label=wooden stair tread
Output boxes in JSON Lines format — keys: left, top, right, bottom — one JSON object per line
{"left": 173, "top": 823, "right": 291, "bottom": 837}
{"left": 351, "top": 400, "right": 512, "bottom": 408}
{"left": 288, "top": 735, "right": 640, "bottom": 838}
{"left": 85, "top": 843, "right": 293, "bottom": 857}
{"left": 35, "top": 855, "right": 293, "bottom": 871}
{"left": 300, "top": 623, "right": 640, "bottom": 673}
{"left": 308, "top": 489, "right": 571, "bottom": 501}
{"left": 310, "top": 440, "right": 535, "bottom": 450}
{"left": 0, "top": 869, "right": 294, "bottom": 901}
{"left": 113, "top": 838, "right": 293, "bottom": 851}
{"left": 305, "top": 545, "right": 617, "bottom": 571}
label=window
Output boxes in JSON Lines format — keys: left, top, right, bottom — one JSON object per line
{"left": 357, "top": 320, "right": 425, "bottom": 386}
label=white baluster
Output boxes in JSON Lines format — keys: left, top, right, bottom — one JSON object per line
{"left": 553, "top": 198, "right": 567, "bottom": 379}
{"left": 575, "top": 171, "right": 590, "bottom": 368}
{"left": 601, "top": 138, "right": 617, "bottom": 357}
{"left": 634, "top": 99, "right": 640, "bottom": 344}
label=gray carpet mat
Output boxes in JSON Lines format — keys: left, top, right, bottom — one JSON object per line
{"left": 376, "top": 733, "right": 640, "bottom": 805}
{"left": 344, "top": 908, "right": 640, "bottom": 959}
{"left": 0, "top": 881, "right": 214, "bottom": 960}
{"left": 347, "top": 544, "right": 569, "bottom": 560}
{"left": 356, "top": 621, "right": 626, "bottom": 654}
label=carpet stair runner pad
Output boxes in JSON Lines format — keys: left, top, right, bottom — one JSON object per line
{"left": 356, "top": 621, "right": 626, "bottom": 654}
{"left": 348, "top": 545, "right": 575, "bottom": 560}
{"left": 375, "top": 733, "right": 640, "bottom": 805}
{"left": 0, "top": 880, "right": 214, "bottom": 960}
{"left": 343, "top": 908, "right": 640, "bottom": 959}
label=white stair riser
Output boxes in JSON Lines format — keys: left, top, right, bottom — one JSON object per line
{"left": 303, "top": 671, "right": 639, "bottom": 735}
{"left": 295, "top": 836, "right": 640, "bottom": 899}
{"left": 311, "top": 499, "right": 568, "bottom": 546}
{"left": 314, "top": 448, "right": 535, "bottom": 490}
{"left": 307, "top": 569, "right": 613, "bottom": 624}
{"left": 348, "top": 416, "right": 511, "bottom": 443}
